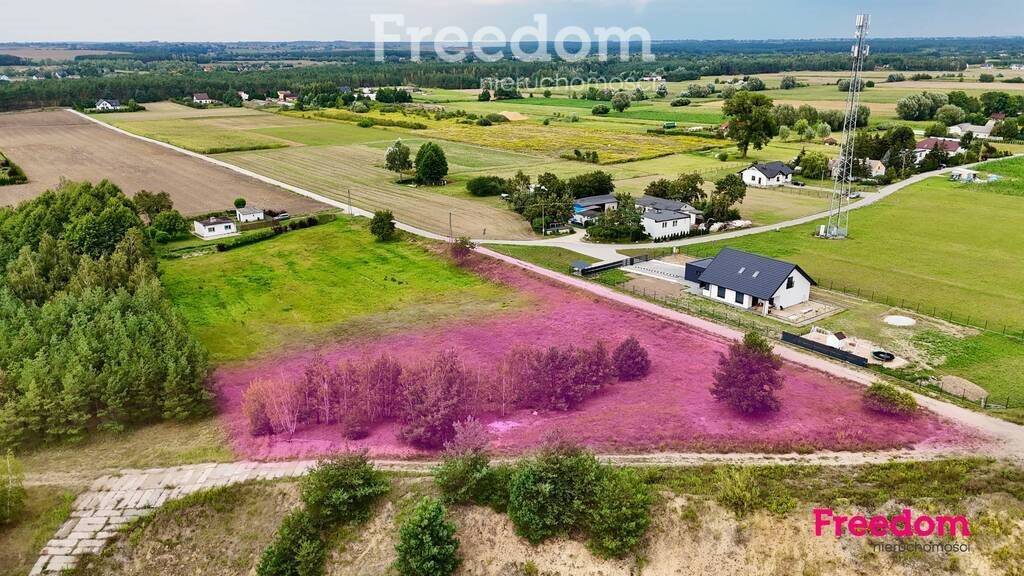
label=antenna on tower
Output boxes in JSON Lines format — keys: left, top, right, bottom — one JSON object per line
{"left": 820, "top": 13, "right": 870, "bottom": 240}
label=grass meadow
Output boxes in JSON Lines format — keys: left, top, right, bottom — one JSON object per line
{"left": 160, "top": 217, "right": 522, "bottom": 362}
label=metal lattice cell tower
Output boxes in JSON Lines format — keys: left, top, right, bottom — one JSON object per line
{"left": 822, "top": 14, "right": 870, "bottom": 239}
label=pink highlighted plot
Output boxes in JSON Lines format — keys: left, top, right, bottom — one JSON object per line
{"left": 214, "top": 254, "right": 975, "bottom": 460}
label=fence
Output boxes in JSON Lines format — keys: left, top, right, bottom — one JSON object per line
{"left": 573, "top": 254, "right": 652, "bottom": 277}
{"left": 781, "top": 332, "right": 869, "bottom": 367}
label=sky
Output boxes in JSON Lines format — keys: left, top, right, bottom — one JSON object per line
{"left": 4, "top": 0, "right": 1023, "bottom": 43}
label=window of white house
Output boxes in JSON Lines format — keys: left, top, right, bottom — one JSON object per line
{"left": 662, "top": 222, "right": 667, "bottom": 228}
{"left": 717, "top": 286, "right": 726, "bottom": 298}
{"left": 735, "top": 291, "right": 744, "bottom": 304}
{"left": 672, "top": 220, "right": 678, "bottom": 227}
{"left": 786, "top": 276, "right": 795, "bottom": 289}
{"left": 207, "top": 227, "right": 214, "bottom": 232}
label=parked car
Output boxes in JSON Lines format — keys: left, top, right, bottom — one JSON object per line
{"left": 272, "top": 212, "right": 291, "bottom": 221}
{"left": 791, "top": 180, "right": 806, "bottom": 187}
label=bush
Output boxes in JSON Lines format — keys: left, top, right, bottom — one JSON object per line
{"left": 466, "top": 175, "right": 507, "bottom": 197}
{"left": 256, "top": 509, "right": 322, "bottom": 576}
{"left": 587, "top": 467, "right": 652, "bottom": 558}
{"left": 863, "top": 383, "right": 917, "bottom": 417}
{"left": 394, "top": 497, "right": 461, "bottom": 576}
{"left": 449, "top": 236, "right": 475, "bottom": 260}
{"left": 507, "top": 445, "right": 601, "bottom": 543}
{"left": 151, "top": 209, "right": 189, "bottom": 238}
{"left": 670, "top": 97, "right": 691, "bottom": 107}
{"left": 475, "top": 118, "right": 492, "bottom": 126}
{"left": 370, "top": 210, "right": 396, "bottom": 241}
{"left": 435, "top": 452, "right": 491, "bottom": 505}
{"left": 351, "top": 101, "right": 370, "bottom": 113}
{"left": 711, "top": 331, "right": 784, "bottom": 415}
{"left": 0, "top": 451, "right": 25, "bottom": 525}
{"left": 234, "top": 197, "right": 247, "bottom": 208}
{"left": 591, "top": 104, "right": 610, "bottom": 115}
{"left": 612, "top": 336, "right": 650, "bottom": 381}
{"left": 716, "top": 152, "right": 729, "bottom": 162}
{"left": 300, "top": 454, "right": 390, "bottom": 526}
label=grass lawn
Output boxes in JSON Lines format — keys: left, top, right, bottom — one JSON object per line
{"left": 161, "top": 217, "right": 521, "bottom": 362}
{"left": 679, "top": 169, "right": 1024, "bottom": 332}
{"left": 485, "top": 244, "right": 629, "bottom": 286}
{"left": 250, "top": 121, "right": 398, "bottom": 147}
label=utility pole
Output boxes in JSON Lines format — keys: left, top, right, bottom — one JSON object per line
{"left": 347, "top": 188, "right": 352, "bottom": 215}
{"left": 448, "top": 211, "right": 454, "bottom": 242}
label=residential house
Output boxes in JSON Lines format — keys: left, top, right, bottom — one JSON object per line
{"left": 192, "top": 217, "right": 237, "bottom": 239}
{"left": 913, "top": 137, "right": 965, "bottom": 163}
{"left": 739, "top": 161, "right": 794, "bottom": 187}
{"left": 236, "top": 90, "right": 250, "bottom": 101}
{"left": 193, "top": 92, "right": 215, "bottom": 105}
{"left": 828, "top": 158, "right": 886, "bottom": 179}
{"left": 571, "top": 194, "right": 618, "bottom": 226}
{"left": 277, "top": 91, "right": 298, "bottom": 105}
{"left": 235, "top": 206, "right": 265, "bottom": 223}
{"left": 636, "top": 196, "right": 702, "bottom": 240}
{"left": 991, "top": 113, "right": 1007, "bottom": 121}
{"left": 358, "top": 87, "right": 377, "bottom": 101}
{"left": 94, "top": 99, "right": 121, "bottom": 111}
{"left": 683, "top": 247, "right": 815, "bottom": 314}
{"left": 948, "top": 120, "right": 996, "bottom": 139}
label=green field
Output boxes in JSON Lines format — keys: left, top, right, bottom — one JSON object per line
{"left": 161, "top": 217, "right": 521, "bottom": 362}
{"left": 107, "top": 118, "right": 293, "bottom": 153}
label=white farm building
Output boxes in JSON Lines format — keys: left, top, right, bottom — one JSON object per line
{"left": 193, "top": 216, "right": 238, "bottom": 240}
{"left": 235, "top": 206, "right": 265, "bottom": 223}
{"left": 684, "top": 247, "right": 815, "bottom": 314}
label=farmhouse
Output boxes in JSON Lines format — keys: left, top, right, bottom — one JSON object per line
{"left": 193, "top": 216, "right": 238, "bottom": 239}
{"left": 193, "top": 93, "right": 215, "bottom": 105}
{"left": 684, "top": 247, "right": 815, "bottom": 314}
{"left": 571, "top": 194, "right": 618, "bottom": 225}
{"left": 277, "top": 91, "right": 298, "bottom": 103}
{"left": 237, "top": 90, "right": 250, "bottom": 101}
{"left": 636, "top": 196, "right": 702, "bottom": 239}
{"left": 235, "top": 206, "right": 265, "bottom": 223}
{"left": 914, "top": 137, "right": 964, "bottom": 163}
{"left": 94, "top": 99, "right": 121, "bottom": 111}
{"left": 948, "top": 120, "right": 996, "bottom": 139}
{"left": 739, "top": 161, "right": 794, "bottom": 187}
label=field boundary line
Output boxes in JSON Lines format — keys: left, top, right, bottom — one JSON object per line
{"left": 69, "top": 109, "right": 449, "bottom": 241}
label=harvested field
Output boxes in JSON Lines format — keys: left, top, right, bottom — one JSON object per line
{"left": 0, "top": 109, "right": 326, "bottom": 215}
{"left": 213, "top": 251, "right": 973, "bottom": 460}
{"left": 221, "top": 144, "right": 535, "bottom": 239}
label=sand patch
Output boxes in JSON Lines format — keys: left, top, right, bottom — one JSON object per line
{"left": 499, "top": 111, "right": 529, "bottom": 121}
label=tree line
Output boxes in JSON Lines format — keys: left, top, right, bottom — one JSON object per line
{"left": 0, "top": 180, "right": 210, "bottom": 449}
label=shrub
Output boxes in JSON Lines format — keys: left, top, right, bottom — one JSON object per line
{"left": 399, "top": 349, "right": 473, "bottom": 448}
{"left": 234, "top": 197, "right": 247, "bottom": 208}
{"left": 485, "top": 113, "right": 508, "bottom": 123}
{"left": 435, "top": 452, "right": 491, "bottom": 505}
{"left": 351, "top": 101, "right": 370, "bottom": 113}
{"left": 475, "top": 118, "right": 492, "bottom": 126}
{"left": 466, "top": 175, "right": 508, "bottom": 197}
{"left": 449, "top": 236, "right": 475, "bottom": 260}
{"left": 394, "top": 497, "right": 461, "bottom": 576}
{"left": 587, "top": 467, "right": 652, "bottom": 558}
{"left": 863, "top": 383, "right": 917, "bottom": 417}
{"left": 370, "top": 210, "right": 396, "bottom": 241}
{"left": 591, "top": 104, "right": 610, "bottom": 115}
{"left": 151, "top": 209, "right": 189, "bottom": 238}
{"left": 710, "top": 331, "right": 784, "bottom": 415}
{"left": 300, "top": 453, "right": 390, "bottom": 526}
{"left": 357, "top": 119, "right": 373, "bottom": 128}
{"left": 256, "top": 508, "right": 322, "bottom": 576}
{"left": 507, "top": 445, "right": 601, "bottom": 543}
{"left": 670, "top": 97, "right": 691, "bottom": 107}
{"left": 716, "top": 152, "right": 729, "bottom": 162}
{"left": 612, "top": 336, "right": 650, "bottom": 381}
{"left": 0, "top": 451, "right": 25, "bottom": 525}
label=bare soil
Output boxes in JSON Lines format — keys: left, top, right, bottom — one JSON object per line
{"left": 0, "top": 109, "right": 326, "bottom": 216}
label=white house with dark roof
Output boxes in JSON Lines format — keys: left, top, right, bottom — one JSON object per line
{"left": 192, "top": 92, "right": 215, "bottom": 105}
{"left": 193, "top": 216, "right": 238, "bottom": 240}
{"left": 683, "top": 247, "right": 815, "bottom": 314}
{"left": 635, "top": 196, "right": 702, "bottom": 240}
{"left": 235, "top": 206, "right": 265, "bottom": 223}
{"left": 739, "top": 161, "right": 794, "bottom": 187}
{"left": 95, "top": 99, "right": 121, "bottom": 111}
{"left": 948, "top": 120, "right": 996, "bottom": 140}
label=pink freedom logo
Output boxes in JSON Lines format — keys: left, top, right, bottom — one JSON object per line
{"left": 814, "top": 508, "right": 971, "bottom": 537}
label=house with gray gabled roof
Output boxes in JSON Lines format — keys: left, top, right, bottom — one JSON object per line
{"left": 571, "top": 194, "right": 618, "bottom": 225}
{"left": 635, "top": 195, "right": 703, "bottom": 239}
{"left": 95, "top": 99, "right": 121, "bottom": 111}
{"left": 739, "top": 161, "right": 794, "bottom": 187}
{"left": 684, "top": 247, "right": 815, "bottom": 314}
